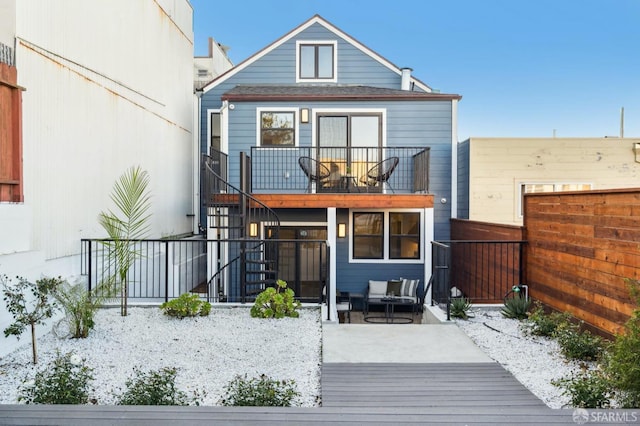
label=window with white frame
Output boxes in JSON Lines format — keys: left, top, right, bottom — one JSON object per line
{"left": 259, "top": 111, "right": 296, "bottom": 146}
{"left": 352, "top": 211, "right": 421, "bottom": 261}
{"left": 297, "top": 41, "right": 337, "bottom": 82}
{"left": 519, "top": 183, "right": 592, "bottom": 216}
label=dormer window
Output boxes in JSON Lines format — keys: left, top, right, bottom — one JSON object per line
{"left": 296, "top": 40, "right": 337, "bottom": 82}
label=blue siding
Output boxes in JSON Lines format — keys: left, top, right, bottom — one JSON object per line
{"left": 200, "top": 17, "right": 457, "bottom": 274}
{"left": 334, "top": 210, "right": 426, "bottom": 297}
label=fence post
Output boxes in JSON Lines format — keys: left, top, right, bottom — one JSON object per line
{"left": 87, "top": 240, "right": 92, "bottom": 292}
{"left": 165, "top": 240, "right": 169, "bottom": 302}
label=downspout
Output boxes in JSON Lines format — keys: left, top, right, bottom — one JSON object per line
{"left": 450, "top": 99, "right": 458, "bottom": 220}
{"left": 192, "top": 89, "right": 203, "bottom": 235}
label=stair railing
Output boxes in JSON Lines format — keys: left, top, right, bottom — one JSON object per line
{"left": 202, "top": 152, "right": 280, "bottom": 302}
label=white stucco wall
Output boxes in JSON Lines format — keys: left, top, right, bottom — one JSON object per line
{"left": 0, "top": 0, "right": 194, "bottom": 357}
{"left": 466, "top": 137, "right": 640, "bottom": 225}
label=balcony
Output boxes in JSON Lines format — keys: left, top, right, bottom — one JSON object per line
{"left": 249, "top": 146, "right": 429, "bottom": 194}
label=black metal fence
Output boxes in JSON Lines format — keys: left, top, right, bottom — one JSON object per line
{"left": 250, "top": 146, "right": 429, "bottom": 193}
{"left": 431, "top": 240, "right": 527, "bottom": 310}
{"left": 81, "top": 237, "right": 208, "bottom": 302}
{"left": 80, "top": 237, "right": 328, "bottom": 304}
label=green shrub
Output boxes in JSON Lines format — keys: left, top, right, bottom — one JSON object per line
{"left": 604, "top": 279, "right": 640, "bottom": 408}
{"left": 160, "top": 293, "right": 211, "bottom": 318}
{"left": 501, "top": 294, "right": 531, "bottom": 320}
{"left": 220, "top": 374, "right": 299, "bottom": 406}
{"left": 552, "top": 369, "right": 612, "bottom": 408}
{"left": 116, "top": 367, "right": 190, "bottom": 405}
{"left": 19, "top": 351, "right": 94, "bottom": 404}
{"left": 250, "top": 279, "right": 301, "bottom": 319}
{"left": 555, "top": 322, "right": 604, "bottom": 361}
{"left": 450, "top": 297, "right": 474, "bottom": 320}
{"left": 525, "top": 301, "right": 570, "bottom": 337}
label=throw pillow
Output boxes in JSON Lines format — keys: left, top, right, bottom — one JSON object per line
{"left": 387, "top": 280, "right": 402, "bottom": 297}
{"left": 401, "top": 279, "right": 420, "bottom": 299}
{"left": 368, "top": 280, "right": 388, "bottom": 298}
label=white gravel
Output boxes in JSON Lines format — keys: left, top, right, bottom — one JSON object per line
{"left": 0, "top": 307, "right": 322, "bottom": 406}
{"left": 454, "top": 308, "right": 594, "bottom": 409}
{"left": 0, "top": 306, "right": 589, "bottom": 409}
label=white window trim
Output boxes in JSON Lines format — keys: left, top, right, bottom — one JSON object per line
{"left": 516, "top": 181, "right": 593, "bottom": 219}
{"left": 295, "top": 40, "right": 338, "bottom": 83}
{"left": 349, "top": 209, "right": 424, "bottom": 264}
{"left": 256, "top": 107, "right": 300, "bottom": 147}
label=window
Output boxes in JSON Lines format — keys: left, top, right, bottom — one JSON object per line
{"left": 390, "top": 213, "right": 420, "bottom": 259}
{"left": 297, "top": 41, "right": 337, "bottom": 82}
{"left": 352, "top": 211, "right": 421, "bottom": 261}
{"left": 353, "top": 212, "right": 384, "bottom": 259}
{"left": 260, "top": 111, "right": 295, "bottom": 146}
{"left": 210, "top": 112, "right": 221, "bottom": 152}
{"left": 519, "top": 183, "right": 592, "bottom": 216}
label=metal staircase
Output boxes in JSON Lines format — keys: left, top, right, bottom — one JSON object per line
{"left": 201, "top": 152, "right": 280, "bottom": 302}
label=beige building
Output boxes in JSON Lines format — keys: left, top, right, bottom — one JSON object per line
{"left": 194, "top": 37, "right": 233, "bottom": 90}
{"left": 457, "top": 137, "right": 640, "bottom": 225}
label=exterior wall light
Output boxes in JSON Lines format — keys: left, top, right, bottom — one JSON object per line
{"left": 337, "top": 223, "right": 346, "bottom": 238}
{"left": 300, "top": 108, "right": 310, "bottom": 123}
{"left": 249, "top": 222, "right": 259, "bottom": 237}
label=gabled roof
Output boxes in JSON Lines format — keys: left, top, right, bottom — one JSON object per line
{"left": 222, "top": 85, "right": 461, "bottom": 101}
{"left": 202, "top": 14, "right": 436, "bottom": 94}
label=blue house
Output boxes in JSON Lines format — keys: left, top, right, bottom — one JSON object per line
{"left": 198, "top": 15, "right": 461, "bottom": 318}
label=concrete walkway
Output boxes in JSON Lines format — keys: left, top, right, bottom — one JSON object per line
{"left": 322, "top": 322, "right": 492, "bottom": 363}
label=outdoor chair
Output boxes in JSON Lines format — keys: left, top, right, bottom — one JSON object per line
{"left": 336, "top": 291, "right": 352, "bottom": 323}
{"left": 298, "top": 156, "right": 331, "bottom": 193}
{"left": 322, "top": 285, "right": 352, "bottom": 323}
{"left": 359, "top": 157, "right": 399, "bottom": 193}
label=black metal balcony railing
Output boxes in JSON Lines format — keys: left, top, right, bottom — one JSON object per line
{"left": 250, "top": 146, "right": 429, "bottom": 194}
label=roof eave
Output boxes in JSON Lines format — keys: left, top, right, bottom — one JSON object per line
{"left": 221, "top": 93, "right": 462, "bottom": 102}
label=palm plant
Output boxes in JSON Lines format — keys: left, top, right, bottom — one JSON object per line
{"left": 98, "top": 166, "right": 152, "bottom": 316}
{"left": 53, "top": 278, "right": 116, "bottom": 338}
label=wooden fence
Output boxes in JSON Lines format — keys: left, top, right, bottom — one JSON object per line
{"left": 524, "top": 188, "right": 640, "bottom": 336}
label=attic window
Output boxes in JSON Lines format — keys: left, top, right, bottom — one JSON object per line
{"left": 297, "top": 41, "right": 337, "bottom": 82}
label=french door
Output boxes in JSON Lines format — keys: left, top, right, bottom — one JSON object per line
{"left": 316, "top": 113, "right": 382, "bottom": 190}
{"left": 266, "top": 226, "right": 327, "bottom": 302}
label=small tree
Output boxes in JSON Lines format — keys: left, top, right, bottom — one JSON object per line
{"left": 2, "top": 275, "right": 61, "bottom": 364}
{"left": 98, "top": 166, "right": 152, "bottom": 316}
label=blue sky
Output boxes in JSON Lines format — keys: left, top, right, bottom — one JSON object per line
{"left": 191, "top": 0, "right": 639, "bottom": 140}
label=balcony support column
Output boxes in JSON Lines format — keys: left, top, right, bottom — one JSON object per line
{"left": 327, "top": 207, "right": 338, "bottom": 322}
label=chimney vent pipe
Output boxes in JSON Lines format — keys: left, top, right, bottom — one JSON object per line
{"left": 401, "top": 67, "right": 413, "bottom": 91}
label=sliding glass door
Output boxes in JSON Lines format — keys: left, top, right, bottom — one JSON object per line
{"left": 317, "top": 113, "right": 381, "bottom": 191}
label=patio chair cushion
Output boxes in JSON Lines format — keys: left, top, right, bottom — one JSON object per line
{"left": 368, "top": 280, "right": 388, "bottom": 298}
{"left": 400, "top": 278, "right": 420, "bottom": 300}
{"left": 387, "top": 280, "right": 402, "bottom": 297}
